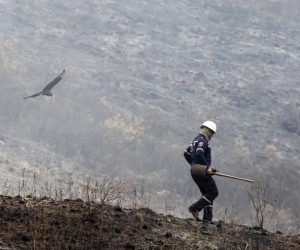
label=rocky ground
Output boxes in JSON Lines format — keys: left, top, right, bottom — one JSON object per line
{"left": 0, "top": 195, "right": 299, "bottom": 250}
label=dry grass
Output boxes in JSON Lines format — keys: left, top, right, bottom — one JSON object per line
{"left": 0, "top": 169, "right": 299, "bottom": 249}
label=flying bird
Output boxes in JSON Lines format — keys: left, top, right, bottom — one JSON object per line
{"left": 23, "top": 69, "right": 65, "bottom": 100}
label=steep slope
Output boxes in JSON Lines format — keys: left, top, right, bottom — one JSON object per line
{"left": 0, "top": 0, "right": 299, "bottom": 233}
{"left": 0, "top": 195, "right": 299, "bottom": 250}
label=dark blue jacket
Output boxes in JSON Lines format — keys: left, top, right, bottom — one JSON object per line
{"left": 184, "top": 133, "right": 211, "bottom": 168}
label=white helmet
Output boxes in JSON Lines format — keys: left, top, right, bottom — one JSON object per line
{"left": 201, "top": 121, "right": 217, "bottom": 134}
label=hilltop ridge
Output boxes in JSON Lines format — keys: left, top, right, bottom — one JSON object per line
{"left": 0, "top": 195, "right": 299, "bottom": 250}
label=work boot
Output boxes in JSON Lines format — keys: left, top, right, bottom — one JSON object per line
{"left": 188, "top": 206, "right": 200, "bottom": 221}
{"left": 203, "top": 205, "right": 213, "bottom": 222}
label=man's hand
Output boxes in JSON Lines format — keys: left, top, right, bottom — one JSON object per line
{"left": 206, "top": 168, "right": 213, "bottom": 175}
{"left": 207, "top": 168, "right": 218, "bottom": 175}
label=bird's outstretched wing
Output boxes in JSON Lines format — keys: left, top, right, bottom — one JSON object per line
{"left": 42, "top": 69, "right": 65, "bottom": 92}
{"left": 23, "top": 92, "right": 43, "bottom": 100}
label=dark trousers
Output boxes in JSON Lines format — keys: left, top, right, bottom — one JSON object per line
{"left": 190, "top": 174, "right": 219, "bottom": 221}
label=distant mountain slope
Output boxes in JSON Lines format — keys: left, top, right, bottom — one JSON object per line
{"left": 0, "top": 0, "right": 299, "bottom": 233}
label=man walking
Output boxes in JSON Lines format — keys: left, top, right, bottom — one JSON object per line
{"left": 184, "top": 121, "right": 219, "bottom": 223}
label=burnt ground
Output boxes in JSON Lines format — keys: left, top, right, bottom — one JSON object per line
{"left": 0, "top": 195, "right": 299, "bottom": 250}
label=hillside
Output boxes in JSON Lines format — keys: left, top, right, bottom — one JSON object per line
{"left": 0, "top": 195, "right": 299, "bottom": 250}
{"left": 0, "top": 0, "right": 299, "bottom": 234}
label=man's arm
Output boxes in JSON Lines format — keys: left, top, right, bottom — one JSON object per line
{"left": 195, "top": 140, "right": 209, "bottom": 167}
{"left": 183, "top": 147, "right": 192, "bottom": 165}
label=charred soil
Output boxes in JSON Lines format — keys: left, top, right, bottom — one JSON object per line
{"left": 0, "top": 195, "right": 299, "bottom": 250}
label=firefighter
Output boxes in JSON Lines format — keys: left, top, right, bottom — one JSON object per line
{"left": 184, "top": 121, "right": 219, "bottom": 223}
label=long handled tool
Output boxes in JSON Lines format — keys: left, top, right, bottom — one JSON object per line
{"left": 213, "top": 172, "right": 254, "bottom": 183}
{"left": 191, "top": 165, "right": 254, "bottom": 183}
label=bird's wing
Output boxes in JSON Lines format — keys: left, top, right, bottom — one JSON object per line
{"left": 23, "top": 92, "right": 43, "bottom": 100}
{"left": 42, "top": 69, "right": 65, "bottom": 92}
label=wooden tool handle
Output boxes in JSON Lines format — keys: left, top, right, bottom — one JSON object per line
{"left": 214, "top": 172, "right": 254, "bottom": 183}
